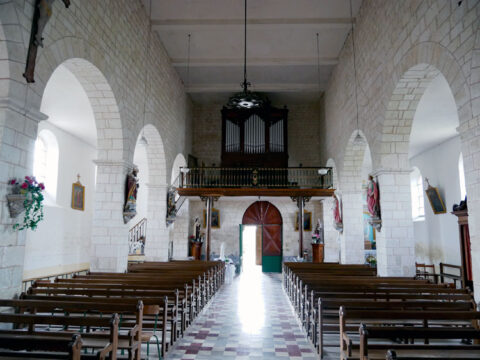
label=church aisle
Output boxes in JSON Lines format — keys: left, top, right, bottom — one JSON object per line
{"left": 166, "top": 267, "right": 319, "bottom": 359}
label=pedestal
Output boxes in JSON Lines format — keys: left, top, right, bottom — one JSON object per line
{"left": 312, "top": 243, "right": 324, "bottom": 263}
{"left": 191, "top": 242, "right": 203, "bottom": 260}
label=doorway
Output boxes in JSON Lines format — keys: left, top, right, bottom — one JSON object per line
{"left": 241, "top": 225, "right": 262, "bottom": 272}
{"left": 241, "top": 201, "right": 283, "bottom": 273}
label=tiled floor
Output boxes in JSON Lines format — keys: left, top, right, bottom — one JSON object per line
{"left": 166, "top": 266, "right": 320, "bottom": 360}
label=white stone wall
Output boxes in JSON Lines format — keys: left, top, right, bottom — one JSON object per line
{"left": 0, "top": 0, "right": 192, "bottom": 296}
{"left": 188, "top": 198, "right": 322, "bottom": 260}
{"left": 319, "top": 1, "right": 479, "bottom": 283}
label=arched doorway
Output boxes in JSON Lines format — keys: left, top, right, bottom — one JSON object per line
{"left": 242, "top": 201, "right": 282, "bottom": 273}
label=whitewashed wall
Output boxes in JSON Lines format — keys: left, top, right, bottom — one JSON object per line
{"left": 24, "top": 121, "right": 96, "bottom": 278}
{"left": 410, "top": 136, "right": 463, "bottom": 266}
{"left": 188, "top": 198, "right": 324, "bottom": 260}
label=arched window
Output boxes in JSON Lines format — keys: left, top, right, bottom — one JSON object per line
{"left": 410, "top": 167, "right": 425, "bottom": 221}
{"left": 33, "top": 129, "right": 59, "bottom": 201}
{"left": 458, "top": 153, "right": 467, "bottom": 200}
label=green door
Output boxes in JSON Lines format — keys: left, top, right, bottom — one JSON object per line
{"left": 261, "top": 224, "right": 282, "bottom": 273}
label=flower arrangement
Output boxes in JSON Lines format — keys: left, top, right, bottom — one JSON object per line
{"left": 8, "top": 176, "right": 45, "bottom": 231}
{"left": 189, "top": 234, "right": 204, "bottom": 243}
{"left": 366, "top": 254, "right": 377, "bottom": 267}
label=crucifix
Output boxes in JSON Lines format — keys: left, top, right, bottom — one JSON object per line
{"left": 24, "top": 0, "right": 71, "bottom": 83}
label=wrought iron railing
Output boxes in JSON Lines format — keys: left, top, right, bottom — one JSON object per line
{"left": 128, "top": 217, "right": 147, "bottom": 255}
{"left": 179, "top": 167, "right": 332, "bottom": 189}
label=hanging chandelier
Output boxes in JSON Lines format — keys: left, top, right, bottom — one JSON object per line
{"left": 226, "top": 0, "right": 268, "bottom": 109}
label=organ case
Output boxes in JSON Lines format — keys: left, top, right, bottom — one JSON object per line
{"left": 221, "top": 105, "right": 288, "bottom": 168}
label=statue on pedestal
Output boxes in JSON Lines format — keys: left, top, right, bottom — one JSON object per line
{"left": 366, "top": 175, "right": 382, "bottom": 231}
{"left": 123, "top": 167, "right": 139, "bottom": 224}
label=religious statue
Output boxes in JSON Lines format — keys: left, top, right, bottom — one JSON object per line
{"left": 194, "top": 217, "right": 201, "bottom": 241}
{"left": 312, "top": 219, "right": 324, "bottom": 244}
{"left": 24, "top": 0, "right": 71, "bottom": 83}
{"left": 333, "top": 190, "right": 343, "bottom": 233}
{"left": 166, "top": 186, "right": 177, "bottom": 225}
{"left": 366, "top": 175, "right": 382, "bottom": 231}
{"left": 123, "top": 167, "right": 139, "bottom": 224}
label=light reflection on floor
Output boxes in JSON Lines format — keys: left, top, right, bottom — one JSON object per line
{"left": 237, "top": 266, "right": 265, "bottom": 334}
{"left": 166, "top": 268, "right": 319, "bottom": 359}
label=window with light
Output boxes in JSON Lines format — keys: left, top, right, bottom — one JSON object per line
{"left": 410, "top": 167, "right": 425, "bottom": 221}
{"left": 33, "top": 129, "right": 59, "bottom": 201}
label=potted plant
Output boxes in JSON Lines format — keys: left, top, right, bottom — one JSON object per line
{"left": 7, "top": 176, "right": 45, "bottom": 230}
{"left": 366, "top": 254, "right": 377, "bottom": 268}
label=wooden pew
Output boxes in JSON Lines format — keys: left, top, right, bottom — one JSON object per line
{"left": 0, "top": 313, "right": 118, "bottom": 360}
{"left": 339, "top": 307, "right": 480, "bottom": 360}
{"left": 386, "top": 348, "right": 480, "bottom": 360}
{"left": 0, "top": 333, "right": 82, "bottom": 360}
{"left": 0, "top": 299, "right": 143, "bottom": 360}
{"left": 314, "top": 298, "right": 474, "bottom": 358}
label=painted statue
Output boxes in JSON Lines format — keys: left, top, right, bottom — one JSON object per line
{"left": 333, "top": 190, "right": 343, "bottom": 233}
{"left": 366, "top": 175, "right": 382, "bottom": 230}
{"left": 123, "top": 167, "right": 139, "bottom": 224}
{"left": 194, "top": 217, "right": 201, "bottom": 241}
{"left": 312, "top": 219, "right": 324, "bottom": 244}
{"left": 24, "top": 0, "right": 71, "bottom": 83}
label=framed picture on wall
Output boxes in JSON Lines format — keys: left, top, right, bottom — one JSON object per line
{"left": 425, "top": 183, "right": 446, "bottom": 214}
{"left": 203, "top": 208, "right": 220, "bottom": 228}
{"left": 71, "top": 180, "right": 85, "bottom": 211}
{"left": 295, "top": 211, "right": 312, "bottom": 231}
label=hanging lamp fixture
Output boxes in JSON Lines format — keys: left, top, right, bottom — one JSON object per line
{"left": 349, "top": 0, "right": 363, "bottom": 145}
{"left": 139, "top": 0, "right": 153, "bottom": 147}
{"left": 226, "top": 0, "right": 268, "bottom": 109}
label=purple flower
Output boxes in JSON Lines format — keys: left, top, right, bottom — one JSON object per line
{"left": 21, "top": 183, "right": 28, "bottom": 189}
{"left": 39, "top": 183, "right": 45, "bottom": 190}
{"left": 9, "top": 179, "right": 16, "bottom": 185}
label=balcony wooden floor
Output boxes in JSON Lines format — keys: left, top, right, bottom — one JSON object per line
{"left": 177, "top": 187, "right": 335, "bottom": 197}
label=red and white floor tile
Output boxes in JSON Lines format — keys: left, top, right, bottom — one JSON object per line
{"left": 165, "top": 267, "right": 320, "bottom": 360}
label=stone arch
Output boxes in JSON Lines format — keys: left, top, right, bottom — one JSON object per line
{"left": 339, "top": 130, "right": 372, "bottom": 265}
{"left": 324, "top": 158, "right": 340, "bottom": 262}
{"left": 171, "top": 153, "right": 187, "bottom": 186}
{"left": 378, "top": 43, "right": 470, "bottom": 171}
{"left": 27, "top": 37, "right": 128, "bottom": 161}
{"left": 375, "top": 43, "right": 470, "bottom": 277}
{"left": 36, "top": 58, "right": 127, "bottom": 273}
{"left": 134, "top": 124, "right": 169, "bottom": 261}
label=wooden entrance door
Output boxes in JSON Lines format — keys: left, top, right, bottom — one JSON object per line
{"left": 242, "top": 201, "right": 283, "bottom": 272}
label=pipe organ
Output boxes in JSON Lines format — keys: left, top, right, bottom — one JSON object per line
{"left": 221, "top": 105, "right": 288, "bottom": 167}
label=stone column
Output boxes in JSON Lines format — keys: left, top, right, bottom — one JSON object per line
{"left": 0, "top": 99, "right": 46, "bottom": 298}
{"left": 322, "top": 198, "right": 340, "bottom": 262}
{"left": 340, "top": 191, "right": 364, "bottom": 264}
{"left": 172, "top": 199, "right": 190, "bottom": 259}
{"left": 90, "top": 160, "right": 130, "bottom": 272}
{"left": 373, "top": 169, "right": 415, "bottom": 277}
{"left": 144, "top": 184, "right": 168, "bottom": 261}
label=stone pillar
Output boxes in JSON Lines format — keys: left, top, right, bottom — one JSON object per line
{"left": 322, "top": 198, "right": 340, "bottom": 262}
{"left": 340, "top": 191, "right": 364, "bottom": 264}
{"left": 144, "top": 184, "right": 168, "bottom": 261}
{"left": 90, "top": 160, "right": 130, "bottom": 272}
{"left": 172, "top": 199, "right": 190, "bottom": 259}
{"left": 0, "top": 99, "right": 45, "bottom": 298}
{"left": 373, "top": 169, "right": 415, "bottom": 277}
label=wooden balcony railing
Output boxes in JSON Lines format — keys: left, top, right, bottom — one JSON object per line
{"left": 179, "top": 167, "right": 333, "bottom": 189}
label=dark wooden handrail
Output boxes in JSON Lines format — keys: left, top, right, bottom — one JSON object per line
{"left": 179, "top": 166, "right": 333, "bottom": 189}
